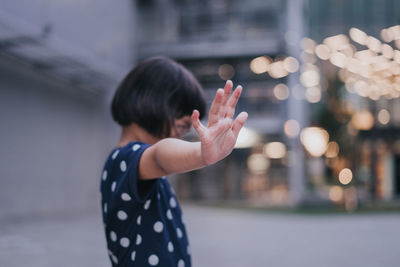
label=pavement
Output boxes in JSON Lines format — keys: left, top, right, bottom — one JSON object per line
{"left": 1, "top": 204, "right": 399, "bottom": 267}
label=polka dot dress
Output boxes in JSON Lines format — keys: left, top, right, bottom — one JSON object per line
{"left": 100, "top": 142, "right": 191, "bottom": 266}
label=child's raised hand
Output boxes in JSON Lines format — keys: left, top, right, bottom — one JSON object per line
{"left": 191, "top": 80, "right": 248, "bottom": 165}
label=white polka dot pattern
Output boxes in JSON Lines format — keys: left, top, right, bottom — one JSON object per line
{"left": 121, "top": 193, "right": 131, "bottom": 201}
{"left": 120, "top": 237, "right": 130, "bottom": 248}
{"left": 144, "top": 199, "right": 151, "bottom": 210}
{"left": 101, "top": 144, "right": 192, "bottom": 266}
{"left": 136, "top": 234, "right": 142, "bottom": 245}
{"left": 168, "top": 241, "right": 174, "bottom": 252}
{"left": 110, "top": 231, "right": 117, "bottom": 242}
{"left": 112, "top": 150, "right": 119, "bottom": 160}
{"left": 176, "top": 227, "right": 183, "bottom": 238}
{"left": 148, "top": 254, "right": 159, "bottom": 266}
{"left": 132, "top": 144, "right": 141, "bottom": 151}
{"left": 153, "top": 221, "right": 164, "bottom": 233}
{"left": 117, "top": 210, "right": 128, "bottom": 221}
{"left": 111, "top": 255, "right": 118, "bottom": 264}
{"left": 120, "top": 161, "right": 127, "bottom": 172}
{"left": 166, "top": 209, "right": 173, "bottom": 220}
{"left": 169, "top": 197, "right": 177, "bottom": 208}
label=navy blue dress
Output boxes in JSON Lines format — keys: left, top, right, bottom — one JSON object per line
{"left": 100, "top": 142, "right": 191, "bottom": 267}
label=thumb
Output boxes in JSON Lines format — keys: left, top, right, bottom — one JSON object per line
{"left": 191, "top": 109, "right": 206, "bottom": 138}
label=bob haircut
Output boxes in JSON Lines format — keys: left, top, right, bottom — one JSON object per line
{"left": 111, "top": 56, "right": 206, "bottom": 138}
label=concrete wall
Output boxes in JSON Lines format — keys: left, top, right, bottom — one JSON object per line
{"left": 0, "top": 0, "right": 136, "bottom": 70}
{"left": 0, "top": 55, "right": 119, "bottom": 221}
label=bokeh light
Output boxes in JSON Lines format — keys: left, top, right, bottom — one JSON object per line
{"left": 349, "top": 27, "right": 368, "bottom": 45}
{"left": 218, "top": 64, "right": 235, "bottom": 80}
{"left": 235, "top": 127, "right": 260, "bottom": 148}
{"left": 268, "top": 61, "right": 289, "bottom": 78}
{"left": 300, "top": 69, "right": 320, "bottom": 87}
{"left": 329, "top": 52, "right": 346, "bottom": 68}
{"left": 283, "top": 57, "right": 300, "bottom": 73}
{"left": 325, "top": 141, "right": 339, "bottom": 158}
{"left": 263, "top": 142, "right": 287, "bottom": 159}
{"left": 351, "top": 110, "right": 374, "bottom": 130}
{"left": 323, "top": 34, "right": 349, "bottom": 51}
{"left": 338, "top": 168, "right": 353, "bottom": 185}
{"left": 315, "top": 44, "right": 331, "bottom": 60}
{"left": 381, "top": 28, "right": 392, "bottom": 43}
{"left": 301, "top": 37, "right": 316, "bottom": 54}
{"left": 367, "top": 36, "right": 381, "bottom": 53}
{"left": 329, "top": 186, "right": 343, "bottom": 202}
{"left": 305, "top": 86, "right": 322, "bottom": 103}
{"left": 273, "top": 83, "right": 290, "bottom": 100}
{"left": 250, "top": 56, "right": 271, "bottom": 74}
{"left": 247, "top": 153, "right": 270, "bottom": 175}
{"left": 300, "top": 127, "right": 329, "bottom": 157}
{"left": 377, "top": 109, "right": 390, "bottom": 125}
{"left": 284, "top": 119, "right": 300, "bottom": 138}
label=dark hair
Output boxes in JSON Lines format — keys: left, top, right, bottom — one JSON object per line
{"left": 111, "top": 56, "right": 206, "bottom": 138}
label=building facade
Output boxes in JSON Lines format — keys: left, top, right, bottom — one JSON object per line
{"left": 0, "top": 0, "right": 136, "bottom": 220}
{"left": 133, "top": 0, "right": 400, "bottom": 208}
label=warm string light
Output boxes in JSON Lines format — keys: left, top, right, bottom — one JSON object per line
{"left": 245, "top": 26, "right": 400, "bottom": 171}
{"left": 249, "top": 56, "right": 299, "bottom": 79}
{"left": 317, "top": 27, "right": 400, "bottom": 101}
{"left": 250, "top": 25, "right": 400, "bottom": 103}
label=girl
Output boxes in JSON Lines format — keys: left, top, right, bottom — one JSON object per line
{"left": 100, "top": 56, "right": 248, "bottom": 266}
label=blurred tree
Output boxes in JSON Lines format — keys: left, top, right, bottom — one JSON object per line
{"left": 312, "top": 71, "right": 357, "bottom": 184}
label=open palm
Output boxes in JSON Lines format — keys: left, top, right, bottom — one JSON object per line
{"left": 191, "top": 80, "right": 248, "bottom": 165}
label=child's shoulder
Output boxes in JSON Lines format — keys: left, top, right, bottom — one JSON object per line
{"left": 118, "top": 141, "right": 148, "bottom": 151}
{"left": 107, "top": 141, "right": 150, "bottom": 162}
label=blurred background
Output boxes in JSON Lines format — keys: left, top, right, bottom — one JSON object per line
{"left": 1, "top": 0, "right": 400, "bottom": 266}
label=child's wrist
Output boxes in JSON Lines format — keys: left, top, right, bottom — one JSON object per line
{"left": 195, "top": 142, "right": 209, "bottom": 167}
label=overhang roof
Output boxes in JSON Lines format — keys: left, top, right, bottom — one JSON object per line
{"left": 0, "top": 10, "right": 125, "bottom": 94}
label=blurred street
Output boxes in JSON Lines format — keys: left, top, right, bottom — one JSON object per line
{"left": 1, "top": 204, "right": 399, "bottom": 267}
{"left": 1, "top": 2, "right": 400, "bottom": 267}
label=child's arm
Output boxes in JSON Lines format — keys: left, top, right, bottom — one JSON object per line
{"left": 139, "top": 80, "right": 248, "bottom": 179}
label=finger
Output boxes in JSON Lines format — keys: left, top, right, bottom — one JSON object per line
{"left": 225, "top": 85, "right": 243, "bottom": 118}
{"left": 221, "top": 80, "right": 233, "bottom": 106}
{"left": 208, "top": 88, "right": 224, "bottom": 126}
{"left": 191, "top": 109, "right": 206, "bottom": 138}
{"left": 232, "top": 111, "right": 248, "bottom": 137}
